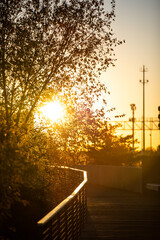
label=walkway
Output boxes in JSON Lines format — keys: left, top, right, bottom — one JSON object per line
{"left": 80, "top": 185, "right": 160, "bottom": 240}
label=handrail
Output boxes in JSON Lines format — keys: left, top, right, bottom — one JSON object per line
{"left": 37, "top": 167, "right": 87, "bottom": 240}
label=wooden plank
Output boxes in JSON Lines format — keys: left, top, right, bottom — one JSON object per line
{"left": 80, "top": 185, "right": 160, "bottom": 240}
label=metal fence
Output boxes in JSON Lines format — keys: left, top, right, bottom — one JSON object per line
{"left": 37, "top": 167, "right": 87, "bottom": 240}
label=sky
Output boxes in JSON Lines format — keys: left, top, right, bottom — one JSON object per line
{"left": 101, "top": 0, "right": 160, "bottom": 150}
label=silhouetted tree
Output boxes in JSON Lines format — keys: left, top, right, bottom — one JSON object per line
{"left": 38, "top": 78, "right": 112, "bottom": 165}
{"left": 0, "top": 0, "right": 121, "bottom": 131}
{"left": 0, "top": 0, "right": 123, "bottom": 224}
{"left": 87, "top": 129, "right": 135, "bottom": 166}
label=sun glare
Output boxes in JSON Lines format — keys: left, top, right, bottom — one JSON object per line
{"left": 40, "top": 101, "right": 64, "bottom": 122}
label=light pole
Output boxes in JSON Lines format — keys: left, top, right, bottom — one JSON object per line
{"left": 130, "top": 104, "right": 136, "bottom": 150}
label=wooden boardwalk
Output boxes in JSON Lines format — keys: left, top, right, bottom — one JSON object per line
{"left": 80, "top": 185, "right": 160, "bottom": 240}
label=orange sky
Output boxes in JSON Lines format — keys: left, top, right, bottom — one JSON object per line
{"left": 101, "top": 0, "right": 160, "bottom": 150}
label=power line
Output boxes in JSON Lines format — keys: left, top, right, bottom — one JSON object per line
{"left": 108, "top": 119, "right": 159, "bottom": 131}
{"left": 108, "top": 118, "right": 159, "bottom": 150}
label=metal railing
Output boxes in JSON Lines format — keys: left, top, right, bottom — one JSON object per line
{"left": 37, "top": 167, "right": 87, "bottom": 240}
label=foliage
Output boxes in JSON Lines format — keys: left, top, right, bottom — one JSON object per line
{"left": 87, "top": 131, "right": 135, "bottom": 166}
{"left": 38, "top": 94, "right": 134, "bottom": 166}
{"left": 0, "top": 0, "right": 123, "bottom": 225}
{"left": 0, "top": 0, "right": 122, "bottom": 130}
{"left": 60, "top": 118, "right": 135, "bottom": 166}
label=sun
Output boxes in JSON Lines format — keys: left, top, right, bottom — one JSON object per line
{"left": 40, "top": 101, "right": 64, "bottom": 123}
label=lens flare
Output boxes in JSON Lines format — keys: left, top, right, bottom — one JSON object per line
{"left": 40, "top": 101, "right": 64, "bottom": 122}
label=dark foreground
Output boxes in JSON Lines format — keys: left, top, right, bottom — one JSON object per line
{"left": 80, "top": 185, "right": 160, "bottom": 240}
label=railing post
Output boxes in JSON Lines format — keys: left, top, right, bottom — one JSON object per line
{"left": 37, "top": 167, "right": 87, "bottom": 240}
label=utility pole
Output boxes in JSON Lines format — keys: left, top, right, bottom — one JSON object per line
{"left": 139, "top": 65, "right": 149, "bottom": 154}
{"left": 130, "top": 104, "right": 136, "bottom": 149}
{"left": 158, "top": 106, "right": 160, "bottom": 146}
